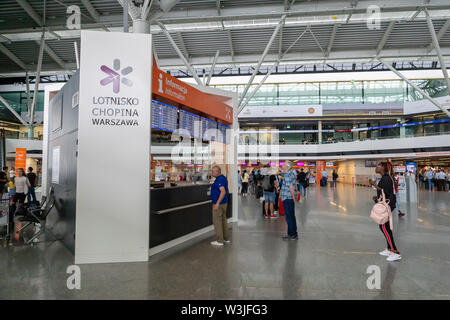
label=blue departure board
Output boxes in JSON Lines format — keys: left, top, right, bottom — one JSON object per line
{"left": 217, "top": 123, "right": 230, "bottom": 144}
{"left": 179, "top": 109, "right": 201, "bottom": 138}
{"left": 151, "top": 100, "right": 178, "bottom": 132}
{"left": 201, "top": 117, "right": 219, "bottom": 141}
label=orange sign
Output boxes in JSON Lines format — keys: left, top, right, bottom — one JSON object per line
{"left": 15, "top": 148, "right": 27, "bottom": 176}
{"left": 152, "top": 66, "right": 233, "bottom": 124}
{"left": 316, "top": 160, "right": 325, "bottom": 185}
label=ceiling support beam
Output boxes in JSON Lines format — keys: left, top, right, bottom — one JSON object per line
{"left": 206, "top": 50, "right": 220, "bottom": 86}
{"left": 426, "top": 19, "right": 450, "bottom": 53}
{"left": 0, "top": 35, "right": 12, "bottom": 44}
{"left": 0, "top": 43, "right": 27, "bottom": 70}
{"left": 379, "top": 59, "right": 450, "bottom": 117}
{"left": 227, "top": 29, "right": 235, "bottom": 62}
{"left": 216, "top": 0, "right": 221, "bottom": 15}
{"left": 35, "top": 41, "right": 66, "bottom": 70}
{"left": 176, "top": 32, "right": 189, "bottom": 59}
{"left": 117, "top": 0, "right": 140, "bottom": 21}
{"left": 81, "top": 0, "right": 101, "bottom": 22}
{"left": 29, "top": 31, "right": 45, "bottom": 125}
{"left": 157, "top": 22, "right": 203, "bottom": 86}
{"left": 15, "top": 0, "right": 43, "bottom": 26}
{"left": 0, "top": 95, "right": 29, "bottom": 126}
{"left": 425, "top": 8, "right": 450, "bottom": 96}
{"left": 278, "top": 20, "right": 285, "bottom": 58}
{"left": 325, "top": 24, "right": 339, "bottom": 58}
{"left": 238, "top": 15, "right": 286, "bottom": 108}
{"left": 238, "top": 22, "right": 307, "bottom": 114}
{"left": 152, "top": 42, "right": 160, "bottom": 67}
{"left": 375, "top": 20, "right": 396, "bottom": 57}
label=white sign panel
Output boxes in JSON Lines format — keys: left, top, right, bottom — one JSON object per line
{"left": 239, "top": 105, "right": 322, "bottom": 118}
{"left": 76, "top": 31, "right": 152, "bottom": 264}
{"left": 404, "top": 95, "right": 450, "bottom": 115}
{"left": 51, "top": 146, "right": 60, "bottom": 184}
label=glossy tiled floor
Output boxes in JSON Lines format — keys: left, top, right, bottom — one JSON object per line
{"left": 0, "top": 184, "right": 449, "bottom": 299}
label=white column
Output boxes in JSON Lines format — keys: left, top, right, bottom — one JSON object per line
{"left": 318, "top": 120, "right": 322, "bottom": 144}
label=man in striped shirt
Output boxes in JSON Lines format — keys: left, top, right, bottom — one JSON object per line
{"left": 280, "top": 161, "right": 299, "bottom": 240}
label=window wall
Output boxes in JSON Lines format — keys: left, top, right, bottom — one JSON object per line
{"left": 214, "top": 78, "right": 449, "bottom": 106}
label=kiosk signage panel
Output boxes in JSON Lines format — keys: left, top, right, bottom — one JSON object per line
{"left": 76, "top": 31, "right": 152, "bottom": 264}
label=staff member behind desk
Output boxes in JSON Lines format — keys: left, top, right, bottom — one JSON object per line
{"left": 210, "top": 166, "right": 230, "bottom": 247}
{"left": 280, "top": 161, "right": 298, "bottom": 241}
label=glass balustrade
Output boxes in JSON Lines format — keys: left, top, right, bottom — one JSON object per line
{"left": 213, "top": 79, "right": 449, "bottom": 106}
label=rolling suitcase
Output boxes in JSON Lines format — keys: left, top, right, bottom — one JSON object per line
{"left": 256, "top": 185, "right": 263, "bottom": 199}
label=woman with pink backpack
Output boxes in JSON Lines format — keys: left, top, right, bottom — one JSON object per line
{"left": 369, "top": 161, "right": 402, "bottom": 262}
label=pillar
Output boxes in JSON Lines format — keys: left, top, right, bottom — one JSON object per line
{"left": 133, "top": 19, "right": 150, "bottom": 34}
{"left": 318, "top": 120, "right": 322, "bottom": 144}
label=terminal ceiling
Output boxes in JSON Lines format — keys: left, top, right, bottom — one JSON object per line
{"left": 0, "top": 0, "right": 450, "bottom": 80}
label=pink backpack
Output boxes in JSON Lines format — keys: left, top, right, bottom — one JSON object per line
{"left": 370, "top": 190, "right": 393, "bottom": 230}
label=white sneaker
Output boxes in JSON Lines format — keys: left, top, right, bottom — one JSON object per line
{"left": 379, "top": 249, "right": 391, "bottom": 256}
{"left": 210, "top": 241, "right": 224, "bottom": 246}
{"left": 223, "top": 240, "right": 231, "bottom": 244}
{"left": 386, "top": 252, "right": 402, "bottom": 261}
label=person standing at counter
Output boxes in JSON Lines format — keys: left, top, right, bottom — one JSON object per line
{"left": 210, "top": 166, "right": 230, "bottom": 247}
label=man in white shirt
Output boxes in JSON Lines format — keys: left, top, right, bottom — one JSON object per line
{"left": 425, "top": 169, "right": 434, "bottom": 191}
{"left": 436, "top": 169, "right": 446, "bottom": 191}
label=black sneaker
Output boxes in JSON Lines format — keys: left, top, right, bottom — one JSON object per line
{"left": 282, "top": 235, "right": 298, "bottom": 241}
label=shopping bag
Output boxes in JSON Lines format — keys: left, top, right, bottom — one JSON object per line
{"left": 278, "top": 198, "right": 284, "bottom": 216}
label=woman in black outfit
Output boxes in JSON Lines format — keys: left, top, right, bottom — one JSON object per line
{"left": 369, "top": 161, "right": 402, "bottom": 262}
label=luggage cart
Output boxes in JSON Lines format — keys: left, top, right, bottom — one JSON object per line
{"left": 0, "top": 198, "right": 10, "bottom": 247}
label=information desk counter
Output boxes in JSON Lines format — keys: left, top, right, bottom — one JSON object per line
{"left": 150, "top": 184, "right": 232, "bottom": 248}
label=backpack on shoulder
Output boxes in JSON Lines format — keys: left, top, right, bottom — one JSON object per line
{"left": 370, "top": 189, "right": 393, "bottom": 230}
{"left": 262, "top": 175, "right": 271, "bottom": 190}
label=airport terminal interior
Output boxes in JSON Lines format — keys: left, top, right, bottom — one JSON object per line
{"left": 0, "top": 0, "right": 449, "bottom": 301}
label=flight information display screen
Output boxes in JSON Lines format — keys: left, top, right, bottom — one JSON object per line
{"left": 179, "top": 109, "right": 201, "bottom": 138}
{"left": 201, "top": 117, "right": 219, "bottom": 141}
{"left": 217, "top": 122, "right": 230, "bottom": 144}
{"left": 151, "top": 100, "right": 178, "bottom": 132}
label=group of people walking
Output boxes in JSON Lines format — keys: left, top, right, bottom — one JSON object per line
{"left": 419, "top": 168, "right": 450, "bottom": 191}
{"left": 0, "top": 166, "right": 38, "bottom": 245}
{"left": 234, "top": 160, "right": 403, "bottom": 262}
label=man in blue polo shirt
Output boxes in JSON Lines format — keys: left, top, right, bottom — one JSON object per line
{"left": 280, "top": 161, "right": 299, "bottom": 240}
{"left": 210, "top": 165, "right": 230, "bottom": 246}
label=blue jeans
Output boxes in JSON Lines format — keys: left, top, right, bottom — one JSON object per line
{"left": 27, "top": 186, "right": 37, "bottom": 203}
{"left": 263, "top": 191, "right": 276, "bottom": 203}
{"left": 396, "top": 194, "right": 402, "bottom": 213}
{"left": 427, "top": 180, "right": 434, "bottom": 190}
{"left": 298, "top": 183, "right": 306, "bottom": 196}
{"left": 283, "top": 199, "right": 297, "bottom": 237}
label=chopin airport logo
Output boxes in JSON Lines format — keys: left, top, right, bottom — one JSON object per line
{"left": 100, "top": 59, "right": 133, "bottom": 93}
